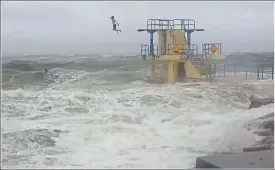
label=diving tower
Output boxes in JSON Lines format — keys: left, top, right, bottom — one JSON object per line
{"left": 137, "top": 18, "right": 225, "bottom": 83}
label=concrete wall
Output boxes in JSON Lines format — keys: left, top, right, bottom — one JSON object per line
{"left": 157, "top": 31, "right": 166, "bottom": 55}
{"left": 196, "top": 150, "right": 274, "bottom": 168}
{"left": 162, "top": 61, "right": 178, "bottom": 83}
{"left": 158, "top": 59, "right": 201, "bottom": 83}
{"left": 151, "top": 30, "right": 201, "bottom": 83}
{"left": 172, "top": 30, "right": 187, "bottom": 45}
{"left": 184, "top": 59, "right": 201, "bottom": 79}
{"left": 157, "top": 30, "right": 189, "bottom": 55}
{"left": 157, "top": 30, "right": 173, "bottom": 55}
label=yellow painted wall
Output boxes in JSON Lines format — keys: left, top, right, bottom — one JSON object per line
{"left": 165, "top": 30, "right": 188, "bottom": 54}
{"left": 211, "top": 53, "right": 225, "bottom": 60}
{"left": 148, "top": 28, "right": 213, "bottom": 83}
{"left": 166, "top": 30, "right": 174, "bottom": 44}
{"left": 158, "top": 31, "right": 166, "bottom": 55}
{"left": 184, "top": 59, "right": 201, "bottom": 79}
{"left": 166, "top": 30, "right": 175, "bottom": 55}
{"left": 163, "top": 61, "right": 178, "bottom": 83}
{"left": 162, "top": 62, "right": 168, "bottom": 83}
{"left": 157, "top": 30, "right": 189, "bottom": 55}
{"left": 172, "top": 30, "right": 188, "bottom": 45}
{"left": 148, "top": 59, "right": 203, "bottom": 83}
{"left": 174, "top": 62, "right": 178, "bottom": 79}
{"left": 164, "top": 59, "right": 202, "bottom": 83}
{"left": 158, "top": 55, "right": 180, "bottom": 60}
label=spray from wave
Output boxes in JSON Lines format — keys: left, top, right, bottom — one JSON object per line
{"left": 1, "top": 55, "right": 274, "bottom": 168}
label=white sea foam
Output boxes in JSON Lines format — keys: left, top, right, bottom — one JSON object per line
{"left": 1, "top": 68, "right": 274, "bottom": 168}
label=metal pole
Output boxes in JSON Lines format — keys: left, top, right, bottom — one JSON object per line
{"left": 234, "top": 64, "right": 236, "bottom": 77}
{"left": 272, "top": 64, "right": 274, "bottom": 80}
{"left": 257, "top": 65, "right": 260, "bottom": 80}
{"left": 223, "top": 64, "right": 226, "bottom": 77}
{"left": 245, "top": 66, "right": 247, "bottom": 78}
{"left": 262, "top": 65, "right": 264, "bottom": 79}
{"left": 187, "top": 32, "right": 191, "bottom": 50}
{"left": 214, "top": 64, "right": 216, "bottom": 77}
{"left": 149, "top": 32, "right": 154, "bottom": 56}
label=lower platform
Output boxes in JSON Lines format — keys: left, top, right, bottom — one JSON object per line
{"left": 139, "top": 57, "right": 216, "bottom": 83}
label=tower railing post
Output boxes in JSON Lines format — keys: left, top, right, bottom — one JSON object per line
{"left": 245, "top": 66, "right": 248, "bottom": 78}
{"left": 223, "top": 64, "right": 226, "bottom": 77}
{"left": 272, "top": 64, "right": 274, "bottom": 80}
{"left": 149, "top": 31, "right": 154, "bottom": 56}
{"left": 257, "top": 64, "right": 260, "bottom": 80}
{"left": 262, "top": 64, "right": 264, "bottom": 79}
{"left": 234, "top": 64, "right": 236, "bottom": 77}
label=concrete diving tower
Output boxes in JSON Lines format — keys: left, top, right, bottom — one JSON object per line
{"left": 137, "top": 18, "right": 225, "bottom": 83}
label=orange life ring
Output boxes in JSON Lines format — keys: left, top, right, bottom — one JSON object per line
{"left": 210, "top": 44, "right": 217, "bottom": 54}
{"left": 172, "top": 45, "right": 181, "bottom": 53}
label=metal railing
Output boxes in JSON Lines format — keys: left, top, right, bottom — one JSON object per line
{"left": 215, "top": 63, "right": 274, "bottom": 80}
{"left": 140, "top": 44, "right": 199, "bottom": 56}
{"left": 202, "top": 43, "right": 222, "bottom": 57}
{"left": 141, "top": 44, "right": 158, "bottom": 56}
{"left": 146, "top": 19, "right": 197, "bottom": 30}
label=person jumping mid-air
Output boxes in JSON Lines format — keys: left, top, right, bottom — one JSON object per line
{"left": 110, "top": 16, "right": 121, "bottom": 33}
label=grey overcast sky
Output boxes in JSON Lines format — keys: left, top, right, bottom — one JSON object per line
{"left": 1, "top": 1, "right": 274, "bottom": 55}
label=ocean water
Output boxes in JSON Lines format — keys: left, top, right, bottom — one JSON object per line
{"left": 1, "top": 54, "right": 274, "bottom": 168}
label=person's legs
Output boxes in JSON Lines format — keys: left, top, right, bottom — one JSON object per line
{"left": 116, "top": 29, "right": 121, "bottom": 33}
{"left": 112, "top": 24, "right": 121, "bottom": 33}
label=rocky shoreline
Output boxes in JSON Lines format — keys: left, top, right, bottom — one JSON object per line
{"left": 244, "top": 97, "right": 274, "bottom": 152}
{"left": 196, "top": 96, "right": 274, "bottom": 168}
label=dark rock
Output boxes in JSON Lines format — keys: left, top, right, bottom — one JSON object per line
{"left": 1, "top": 128, "right": 68, "bottom": 154}
{"left": 243, "top": 112, "right": 274, "bottom": 153}
{"left": 53, "top": 129, "right": 62, "bottom": 133}
{"left": 28, "top": 135, "right": 56, "bottom": 147}
{"left": 246, "top": 124, "right": 252, "bottom": 131}
{"left": 249, "top": 98, "right": 274, "bottom": 109}
{"left": 161, "top": 118, "right": 171, "bottom": 123}
{"left": 254, "top": 130, "right": 274, "bottom": 136}
{"left": 250, "top": 113, "right": 274, "bottom": 132}
{"left": 260, "top": 120, "right": 274, "bottom": 131}
{"left": 53, "top": 129, "right": 70, "bottom": 133}
{"left": 258, "top": 136, "right": 274, "bottom": 145}
{"left": 244, "top": 136, "right": 274, "bottom": 152}
{"left": 256, "top": 112, "right": 274, "bottom": 120}
{"left": 243, "top": 144, "right": 274, "bottom": 152}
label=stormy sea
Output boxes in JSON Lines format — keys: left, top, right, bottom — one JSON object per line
{"left": 1, "top": 53, "right": 274, "bottom": 168}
